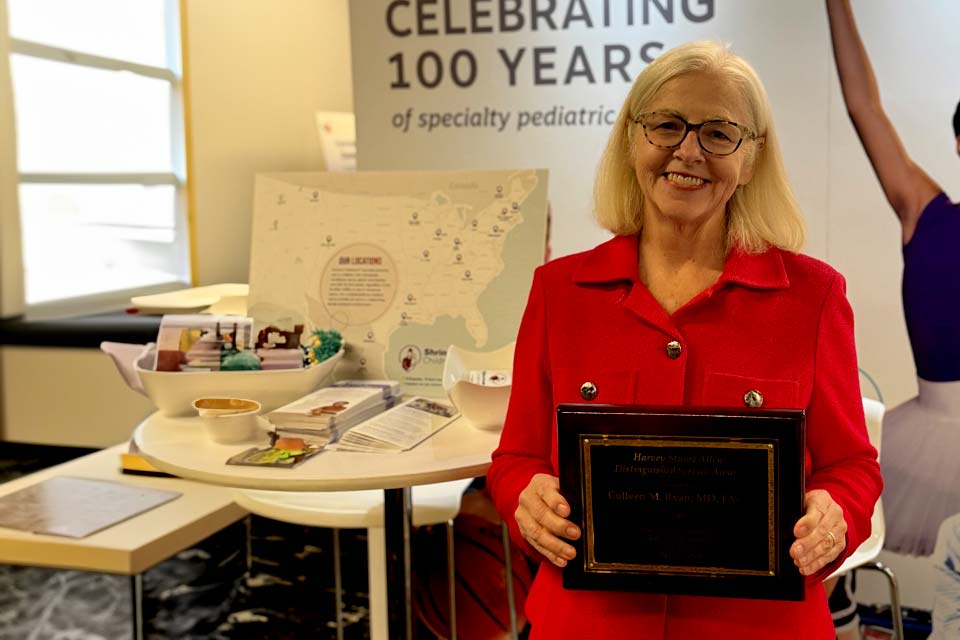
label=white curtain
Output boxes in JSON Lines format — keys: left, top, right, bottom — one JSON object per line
{"left": 0, "top": 0, "right": 24, "bottom": 317}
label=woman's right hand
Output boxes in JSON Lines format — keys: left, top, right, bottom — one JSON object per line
{"left": 515, "top": 473, "right": 581, "bottom": 567}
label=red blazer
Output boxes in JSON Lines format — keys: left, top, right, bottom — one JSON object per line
{"left": 488, "top": 234, "right": 882, "bottom": 640}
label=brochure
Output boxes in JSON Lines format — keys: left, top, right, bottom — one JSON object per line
{"left": 336, "top": 396, "right": 459, "bottom": 453}
{"left": 225, "top": 434, "right": 325, "bottom": 468}
{"left": 0, "top": 477, "right": 181, "bottom": 538}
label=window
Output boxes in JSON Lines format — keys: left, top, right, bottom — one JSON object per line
{"left": 7, "top": 0, "right": 189, "bottom": 312}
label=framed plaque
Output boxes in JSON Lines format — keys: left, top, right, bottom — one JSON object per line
{"left": 557, "top": 404, "right": 805, "bottom": 601}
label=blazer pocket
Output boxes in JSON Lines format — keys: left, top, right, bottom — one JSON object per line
{"left": 555, "top": 367, "right": 638, "bottom": 405}
{"left": 701, "top": 372, "right": 801, "bottom": 409}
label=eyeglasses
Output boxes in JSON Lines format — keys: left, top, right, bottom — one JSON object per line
{"left": 634, "top": 112, "right": 757, "bottom": 156}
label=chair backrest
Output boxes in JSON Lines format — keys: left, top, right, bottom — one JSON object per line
{"left": 861, "top": 397, "right": 885, "bottom": 543}
{"left": 827, "top": 397, "right": 887, "bottom": 579}
{"left": 862, "top": 397, "right": 884, "bottom": 460}
{"left": 858, "top": 367, "right": 884, "bottom": 405}
{"left": 315, "top": 110, "right": 357, "bottom": 172}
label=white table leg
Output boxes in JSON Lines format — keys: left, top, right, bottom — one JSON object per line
{"left": 367, "top": 526, "right": 388, "bottom": 640}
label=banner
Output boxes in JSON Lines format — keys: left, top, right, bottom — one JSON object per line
{"left": 350, "top": 0, "right": 829, "bottom": 259}
{"left": 350, "top": 0, "right": 960, "bottom": 630}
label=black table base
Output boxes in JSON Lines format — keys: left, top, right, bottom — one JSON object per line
{"left": 384, "top": 487, "right": 413, "bottom": 640}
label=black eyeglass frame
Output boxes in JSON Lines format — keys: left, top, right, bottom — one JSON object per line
{"left": 633, "top": 111, "right": 759, "bottom": 157}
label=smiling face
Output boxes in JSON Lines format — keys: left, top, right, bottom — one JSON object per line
{"left": 631, "top": 71, "right": 759, "bottom": 233}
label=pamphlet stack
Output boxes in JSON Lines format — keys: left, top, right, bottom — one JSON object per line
{"left": 266, "top": 380, "right": 401, "bottom": 446}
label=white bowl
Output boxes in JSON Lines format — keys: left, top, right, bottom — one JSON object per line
{"left": 441, "top": 343, "right": 515, "bottom": 431}
{"left": 135, "top": 347, "right": 343, "bottom": 417}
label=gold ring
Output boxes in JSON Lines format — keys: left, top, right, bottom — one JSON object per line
{"left": 825, "top": 530, "right": 838, "bottom": 549}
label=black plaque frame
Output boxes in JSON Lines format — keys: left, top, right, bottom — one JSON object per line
{"left": 557, "top": 403, "right": 805, "bottom": 601}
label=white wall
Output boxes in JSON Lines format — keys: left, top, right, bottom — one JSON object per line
{"left": 186, "top": 0, "right": 354, "bottom": 286}
{"left": 1, "top": 348, "right": 156, "bottom": 447}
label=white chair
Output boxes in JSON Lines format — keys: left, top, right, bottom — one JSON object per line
{"left": 827, "top": 397, "right": 903, "bottom": 639}
{"left": 315, "top": 111, "right": 357, "bottom": 172}
{"left": 234, "top": 480, "right": 472, "bottom": 640}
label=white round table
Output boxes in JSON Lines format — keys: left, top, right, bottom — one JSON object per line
{"left": 134, "top": 412, "right": 499, "bottom": 491}
{"left": 134, "top": 412, "right": 502, "bottom": 640}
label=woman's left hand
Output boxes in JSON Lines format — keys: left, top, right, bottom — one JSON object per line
{"left": 790, "top": 489, "right": 848, "bottom": 576}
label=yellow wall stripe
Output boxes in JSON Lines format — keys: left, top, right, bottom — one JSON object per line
{"left": 180, "top": 0, "right": 199, "bottom": 286}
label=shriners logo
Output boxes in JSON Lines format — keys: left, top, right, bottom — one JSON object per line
{"left": 400, "top": 345, "right": 421, "bottom": 372}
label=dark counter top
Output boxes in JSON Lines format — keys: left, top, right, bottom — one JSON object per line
{"left": 0, "top": 311, "right": 161, "bottom": 348}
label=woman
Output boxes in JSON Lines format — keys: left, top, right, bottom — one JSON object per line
{"left": 827, "top": 0, "right": 960, "bottom": 558}
{"left": 487, "top": 41, "right": 882, "bottom": 639}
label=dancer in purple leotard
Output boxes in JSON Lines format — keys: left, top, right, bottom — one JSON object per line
{"left": 827, "top": 2, "right": 960, "bottom": 636}
{"left": 827, "top": 0, "right": 960, "bottom": 556}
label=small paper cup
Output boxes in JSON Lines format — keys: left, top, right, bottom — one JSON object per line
{"left": 193, "top": 397, "right": 260, "bottom": 416}
{"left": 193, "top": 397, "right": 262, "bottom": 444}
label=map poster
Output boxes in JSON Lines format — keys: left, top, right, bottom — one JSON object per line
{"left": 247, "top": 169, "right": 549, "bottom": 397}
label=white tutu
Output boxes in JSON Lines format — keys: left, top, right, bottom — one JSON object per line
{"left": 881, "top": 379, "right": 960, "bottom": 556}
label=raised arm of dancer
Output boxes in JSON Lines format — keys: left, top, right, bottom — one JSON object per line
{"left": 826, "top": 0, "right": 940, "bottom": 240}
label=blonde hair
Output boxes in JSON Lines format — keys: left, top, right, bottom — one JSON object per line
{"left": 593, "top": 41, "right": 805, "bottom": 253}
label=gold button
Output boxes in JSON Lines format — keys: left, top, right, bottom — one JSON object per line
{"left": 666, "top": 340, "right": 682, "bottom": 359}
{"left": 744, "top": 389, "right": 764, "bottom": 408}
{"left": 580, "top": 381, "right": 598, "bottom": 401}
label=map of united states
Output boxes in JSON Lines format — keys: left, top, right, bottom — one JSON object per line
{"left": 248, "top": 169, "right": 548, "bottom": 397}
